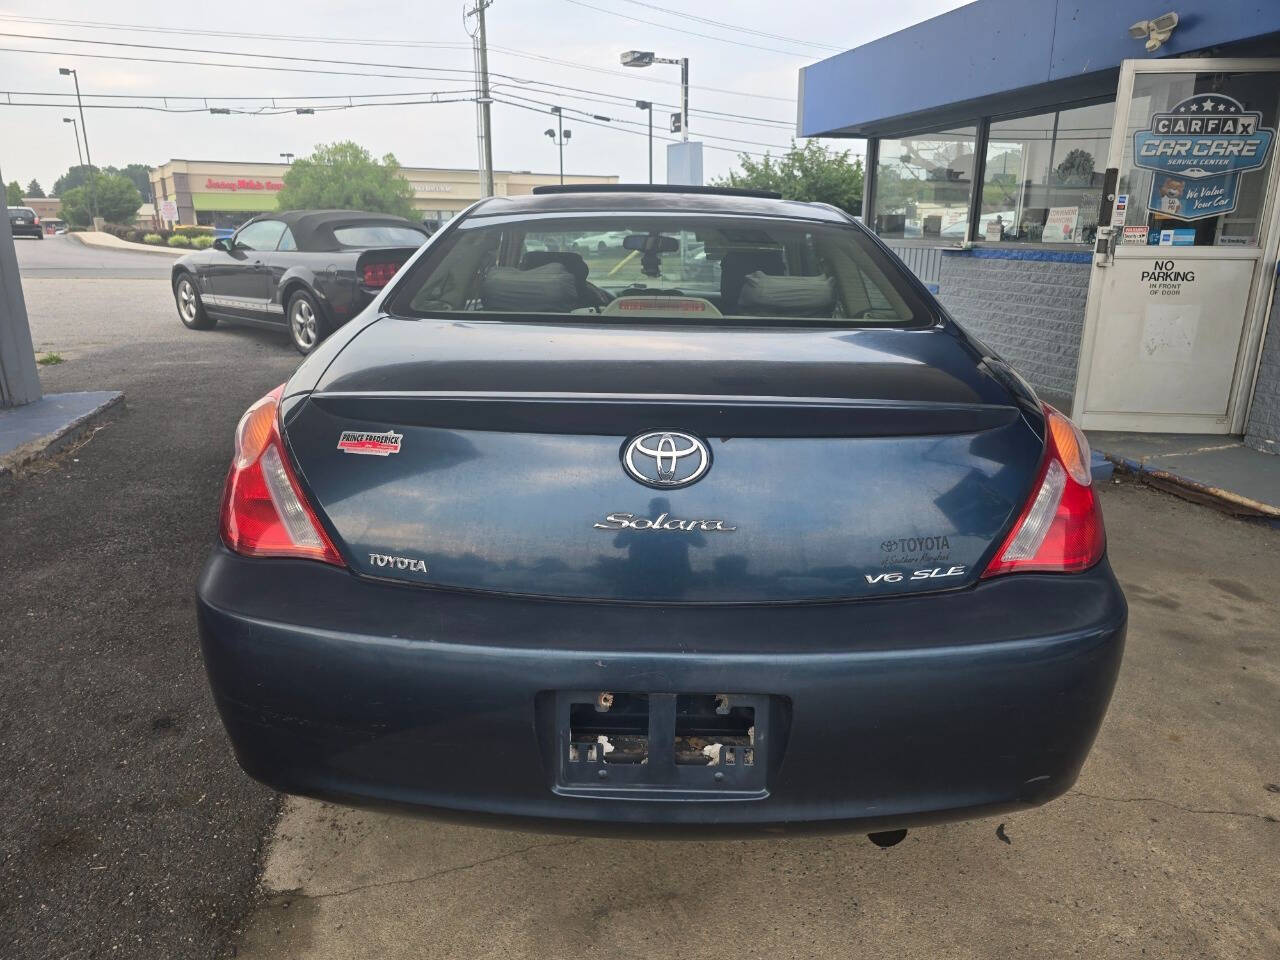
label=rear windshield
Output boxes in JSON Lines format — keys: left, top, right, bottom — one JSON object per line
{"left": 332, "top": 224, "right": 427, "bottom": 247}
{"left": 8, "top": 207, "right": 35, "bottom": 216}
{"left": 387, "top": 215, "right": 931, "bottom": 326}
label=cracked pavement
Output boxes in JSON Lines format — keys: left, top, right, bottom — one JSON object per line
{"left": 237, "top": 483, "right": 1279, "bottom": 960}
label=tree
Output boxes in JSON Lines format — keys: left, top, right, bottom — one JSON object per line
{"left": 6, "top": 181, "right": 22, "bottom": 205}
{"left": 26, "top": 179, "right": 45, "bottom": 198}
{"left": 60, "top": 173, "right": 143, "bottom": 226}
{"left": 115, "top": 164, "right": 154, "bottom": 201}
{"left": 276, "top": 141, "right": 415, "bottom": 218}
{"left": 1054, "top": 148, "right": 1096, "bottom": 186}
{"left": 53, "top": 165, "right": 98, "bottom": 196}
{"left": 712, "top": 140, "right": 864, "bottom": 214}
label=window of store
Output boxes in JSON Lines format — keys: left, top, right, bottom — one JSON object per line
{"left": 979, "top": 100, "right": 1115, "bottom": 245}
{"left": 1118, "top": 70, "right": 1280, "bottom": 247}
{"left": 872, "top": 125, "right": 977, "bottom": 242}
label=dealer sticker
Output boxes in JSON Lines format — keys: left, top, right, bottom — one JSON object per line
{"left": 337, "top": 430, "right": 403, "bottom": 456}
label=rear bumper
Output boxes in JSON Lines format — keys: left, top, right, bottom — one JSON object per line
{"left": 197, "top": 546, "right": 1126, "bottom": 835}
{"left": 10, "top": 224, "right": 41, "bottom": 237}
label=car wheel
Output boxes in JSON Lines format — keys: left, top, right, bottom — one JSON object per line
{"left": 288, "top": 290, "right": 330, "bottom": 355}
{"left": 174, "top": 275, "right": 215, "bottom": 330}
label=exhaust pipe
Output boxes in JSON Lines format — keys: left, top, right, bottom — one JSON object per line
{"left": 866, "top": 829, "right": 907, "bottom": 848}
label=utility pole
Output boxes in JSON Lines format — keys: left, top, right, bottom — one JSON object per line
{"left": 636, "top": 101, "right": 653, "bottom": 183}
{"left": 467, "top": 0, "right": 495, "bottom": 197}
{"left": 60, "top": 68, "right": 97, "bottom": 226}
{"left": 679, "top": 57, "right": 689, "bottom": 143}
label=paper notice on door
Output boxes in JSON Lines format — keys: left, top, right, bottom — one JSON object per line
{"left": 1141, "top": 304, "right": 1199, "bottom": 363}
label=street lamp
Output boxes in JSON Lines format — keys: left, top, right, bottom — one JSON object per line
{"left": 280, "top": 153, "right": 295, "bottom": 164}
{"left": 62, "top": 117, "right": 83, "bottom": 168}
{"left": 544, "top": 107, "right": 572, "bottom": 184}
{"left": 59, "top": 67, "right": 97, "bottom": 225}
{"left": 635, "top": 101, "right": 653, "bottom": 183}
{"left": 621, "top": 51, "right": 688, "bottom": 143}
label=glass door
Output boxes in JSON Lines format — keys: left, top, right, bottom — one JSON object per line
{"left": 1072, "top": 59, "right": 1280, "bottom": 433}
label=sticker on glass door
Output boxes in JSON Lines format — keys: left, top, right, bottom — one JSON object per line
{"left": 1133, "top": 93, "right": 1275, "bottom": 221}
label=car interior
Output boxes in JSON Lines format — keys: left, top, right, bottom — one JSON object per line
{"left": 401, "top": 218, "right": 921, "bottom": 324}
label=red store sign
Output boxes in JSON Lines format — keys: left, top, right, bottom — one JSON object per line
{"left": 205, "top": 177, "right": 285, "bottom": 192}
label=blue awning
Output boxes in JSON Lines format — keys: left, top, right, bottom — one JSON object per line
{"left": 799, "top": 0, "right": 1280, "bottom": 138}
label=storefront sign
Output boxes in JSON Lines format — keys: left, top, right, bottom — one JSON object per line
{"left": 414, "top": 183, "right": 454, "bottom": 193}
{"left": 204, "top": 177, "right": 284, "bottom": 192}
{"left": 1043, "top": 206, "right": 1079, "bottom": 242}
{"left": 159, "top": 199, "right": 178, "bottom": 222}
{"left": 1121, "top": 225, "right": 1149, "bottom": 245}
{"left": 1133, "top": 93, "right": 1275, "bottom": 222}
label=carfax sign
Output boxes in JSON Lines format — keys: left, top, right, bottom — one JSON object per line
{"left": 1132, "top": 93, "right": 1274, "bottom": 222}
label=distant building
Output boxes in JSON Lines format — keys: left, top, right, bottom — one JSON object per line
{"left": 148, "top": 159, "right": 618, "bottom": 231}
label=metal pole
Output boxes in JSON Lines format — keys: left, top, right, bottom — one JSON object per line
{"left": 647, "top": 105, "right": 653, "bottom": 182}
{"left": 67, "top": 119, "right": 83, "bottom": 167}
{"left": 474, "top": 0, "right": 495, "bottom": 198}
{"left": 70, "top": 71, "right": 98, "bottom": 225}
{"left": 680, "top": 57, "right": 689, "bottom": 143}
{"left": 0, "top": 159, "right": 42, "bottom": 408}
{"left": 558, "top": 110, "right": 564, "bottom": 184}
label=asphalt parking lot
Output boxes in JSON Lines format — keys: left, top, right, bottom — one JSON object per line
{"left": 2, "top": 239, "right": 1277, "bottom": 960}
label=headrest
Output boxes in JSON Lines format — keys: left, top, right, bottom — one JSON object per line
{"left": 736, "top": 271, "right": 837, "bottom": 317}
{"left": 520, "top": 250, "right": 589, "bottom": 284}
{"left": 480, "top": 263, "right": 577, "bottom": 312}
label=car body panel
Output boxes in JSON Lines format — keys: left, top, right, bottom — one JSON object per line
{"left": 198, "top": 546, "right": 1125, "bottom": 834}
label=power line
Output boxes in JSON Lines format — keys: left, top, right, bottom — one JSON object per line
{"left": 558, "top": 0, "right": 818, "bottom": 57}
{"left": 614, "top": 0, "right": 844, "bottom": 52}
{"left": 0, "top": 30, "right": 795, "bottom": 127}
{"left": 0, "top": 12, "right": 796, "bottom": 104}
{"left": 0, "top": 95, "right": 477, "bottom": 115}
{"left": 487, "top": 82, "right": 791, "bottom": 130}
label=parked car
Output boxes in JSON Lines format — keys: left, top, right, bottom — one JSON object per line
{"left": 7, "top": 206, "right": 43, "bottom": 239}
{"left": 198, "top": 185, "right": 1125, "bottom": 842}
{"left": 170, "top": 210, "right": 429, "bottom": 353}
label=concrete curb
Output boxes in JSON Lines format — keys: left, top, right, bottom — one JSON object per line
{"left": 68, "top": 232, "right": 186, "bottom": 257}
{"left": 1102, "top": 452, "right": 1280, "bottom": 521}
{"left": 0, "top": 391, "right": 125, "bottom": 481}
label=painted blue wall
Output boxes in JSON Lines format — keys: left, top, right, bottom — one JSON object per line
{"left": 800, "top": 0, "right": 1280, "bottom": 136}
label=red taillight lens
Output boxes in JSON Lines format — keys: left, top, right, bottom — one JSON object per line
{"left": 32, "top": 216, "right": 40, "bottom": 225}
{"left": 219, "top": 385, "right": 344, "bottom": 566}
{"left": 361, "top": 261, "right": 399, "bottom": 288}
{"left": 982, "top": 404, "right": 1104, "bottom": 577}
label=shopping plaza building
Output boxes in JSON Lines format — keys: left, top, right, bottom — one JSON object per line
{"left": 147, "top": 160, "right": 617, "bottom": 231}
{"left": 799, "top": 0, "right": 1280, "bottom": 453}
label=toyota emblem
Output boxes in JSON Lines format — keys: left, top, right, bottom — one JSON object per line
{"left": 622, "top": 431, "right": 711, "bottom": 488}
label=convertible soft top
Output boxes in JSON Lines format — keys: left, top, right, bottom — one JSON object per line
{"left": 264, "top": 209, "right": 426, "bottom": 252}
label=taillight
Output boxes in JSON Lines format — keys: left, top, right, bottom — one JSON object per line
{"left": 361, "top": 261, "right": 399, "bottom": 288}
{"left": 32, "top": 216, "right": 40, "bottom": 225}
{"left": 219, "top": 385, "right": 344, "bottom": 566}
{"left": 982, "top": 404, "right": 1104, "bottom": 577}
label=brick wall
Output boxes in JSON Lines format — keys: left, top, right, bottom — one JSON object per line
{"left": 937, "top": 249, "right": 1091, "bottom": 410}
{"left": 1244, "top": 275, "right": 1280, "bottom": 455}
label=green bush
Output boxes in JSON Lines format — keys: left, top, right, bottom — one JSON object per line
{"left": 191, "top": 235, "right": 214, "bottom": 250}
{"left": 167, "top": 235, "right": 192, "bottom": 248}
{"left": 173, "top": 224, "right": 213, "bottom": 238}
{"left": 143, "top": 233, "right": 164, "bottom": 245}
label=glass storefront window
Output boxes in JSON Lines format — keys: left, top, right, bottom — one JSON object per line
{"left": 1119, "top": 70, "right": 1280, "bottom": 247}
{"left": 873, "top": 126, "right": 977, "bottom": 241}
{"left": 980, "top": 101, "right": 1115, "bottom": 245}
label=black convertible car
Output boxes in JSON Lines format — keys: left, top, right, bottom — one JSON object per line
{"left": 198, "top": 185, "right": 1125, "bottom": 842}
{"left": 171, "top": 209, "right": 428, "bottom": 353}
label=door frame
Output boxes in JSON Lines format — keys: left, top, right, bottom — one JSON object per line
{"left": 1072, "top": 57, "right": 1280, "bottom": 434}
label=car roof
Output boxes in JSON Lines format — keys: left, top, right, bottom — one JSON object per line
{"left": 247, "top": 209, "right": 426, "bottom": 250}
{"left": 464, "top": 190, "right": 852, "bottom": 224}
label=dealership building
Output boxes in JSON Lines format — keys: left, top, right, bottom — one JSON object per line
{"left": 147, "top": 160, "right": 617, "bottom": 231}
{"left": 799, "top": 0, "right": 1280, "bottom": 454}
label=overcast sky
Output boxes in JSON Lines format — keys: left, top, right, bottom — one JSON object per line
{"left": 0, "top": 0, "right": 969, "bottom": 193}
